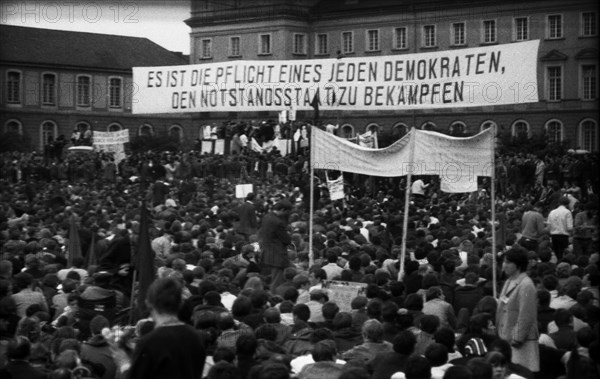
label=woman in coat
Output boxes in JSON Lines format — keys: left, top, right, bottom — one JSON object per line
{"left": 496, "top": 247, "right": 539, "bottom": 373}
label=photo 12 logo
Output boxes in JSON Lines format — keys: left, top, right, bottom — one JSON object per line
{"left": 1, "top": 2, "right": 139, "bottom": 24}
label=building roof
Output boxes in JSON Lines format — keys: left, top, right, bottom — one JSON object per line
{"left": 0, "top": 25, "right": 188, "bottom": 71}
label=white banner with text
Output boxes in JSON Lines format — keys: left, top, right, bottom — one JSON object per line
{"left": 132, "top": 40, "right": 539, "bottom": 113}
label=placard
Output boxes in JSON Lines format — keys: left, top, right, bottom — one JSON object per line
{"left": 236, "top": 184, "right": 253, "bottom": 199}
{"left": 322, "top": 280, "right": 367, "bottom": 312}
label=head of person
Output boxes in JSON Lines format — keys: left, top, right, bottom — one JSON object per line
{"left": 485, "top": 351, "right": 507, "bottom": 379}
{"left": 146, "top": 277, "right": 183, "bottom": 317}
{"left": 361, "top": 319, "right": 384, "bottom": 343}
{"left": 502, "top": 247, "right": 529, "bottom": 276}
{"left": 404, "top": 355, "right": 432, "bottom": 379}
{"left": 311, "top": 339, "right": 337, "bottom": 362}
{"left": 466, "top": 358, "right": 492, "bottom": 379}
{"left": 393, "top": 330, "right": 417, "bottom": 355}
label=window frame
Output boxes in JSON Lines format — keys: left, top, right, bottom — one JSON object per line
{"left": 511, "top": 120, "right": 530, "bottom": 139}
{"left": 422, "top": 24, "right": 437, "bottom": 48}
{"left": 546, "top": 65, "right": 563, "bottom": 102}
{"left": 547, "top": 14, "right": 564, "bottom": 39}
{"left": 6, "top": 70, "right": 22, "bottom": 105}
{"left": 41, "top": 72, "right": 57, "bottom": 106}
{"left": 138, "top": 123, "right": 154, "bottom": 137}
{"left": 580, "top": 64, "right": 598, "bottom": 101}
{"left": 581, "top": 12, "right": 597, "bottom": 37}
{"left": 482, "top": 19, "right": 497, "bottom": 44}
{"left": 480, "top": 120, "right": 497, "bottom": 132}
{"left": 341, "top": 31, "right": 354, "bottom": 54}
{"left": 393, "top": 27, "right": 408, "bottom": 50}
{"left": 544, "top": 119, "right": 563, "bottom": 143}
{"left": 229, "top": 36, "right": 241, "bottom": 57}
{"left": 4, "top": 119, "right": 23, "bottom": 135}
{"left": 40, "top": 120, "right": 58, "bottom": 150}
{"left": 579, "top": 119, "right": 597, "bottom": 152}
{"left": 76, "top": 74, "right": 92, "bottom": 108}
{"left": 200, "top": 38, "right": 212, "bottom": 59}
{"left": 449, "top": 121, "right": 467, "bottom": 135}
{"left": 315, "top": 33, "right": 329, "bottom": 55}
{"left": 451, "top": 22, "right": 466, "bottom": 46}
{"left": 258, "top": 33, "right": 272, "bottom": 55}
{"left": 108, "top": 76, "right": 124, "bottom": 109}
{"left": 293, "top": 33, "right": 307, "bottom": 55}
{"left": 365, "top": 29, "right": 380, "bottom": 52}
{"left": 513, "top": 17, "right": 529, "bottom": 41}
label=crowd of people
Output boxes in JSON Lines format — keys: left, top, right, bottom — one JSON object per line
{"left": 0, "top": 123, "right": 598, "bottom": 379}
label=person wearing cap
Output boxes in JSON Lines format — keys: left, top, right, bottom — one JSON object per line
{"left": 258, "top": 199, "right": 293, "bottom": 290}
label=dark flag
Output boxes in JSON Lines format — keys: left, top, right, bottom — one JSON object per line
{"left": 67, "top": 216, "right": 82, "bottom": 267}
{"left": 135, "top": 202, "right": 155, "bottom": 319}
{"left": 310, "top": 89, "right": 320, "bottom": 124}
{"left": 86, "top": 233, "right": 97, "bottom": 268}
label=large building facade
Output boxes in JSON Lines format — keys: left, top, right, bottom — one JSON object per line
{"left": 0, "top": 25, "right": 193, "bottom": 151}
{"left": 186, "top": 0, "right": 598, "bottom": 151}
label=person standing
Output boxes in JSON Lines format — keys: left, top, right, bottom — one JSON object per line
{"left": 547, "top": 197, "right": 573, "bottom": 260}
{"left": 259, "top": 199, "right": 293, "bottom": 291}
{"left": 128, "top": 277, "right": 206, "bottom": 379}
{"left": 237, "top": 192, "right": 258, "bottom": 240}
{"left": 519, "top": 202, "right": 546, "bottom": 253}
{"left": 496, "top": 248, "right": 539, "bottom": 373}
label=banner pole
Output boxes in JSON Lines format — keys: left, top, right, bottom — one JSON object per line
{"left": 490, "top": 125, "right": 498, "bottom": 299}
{"left": 309, "top": 126, "right": 315, "bottom": 268}
{"left": 399, "top": 128, "right": 416, "bottom": 282}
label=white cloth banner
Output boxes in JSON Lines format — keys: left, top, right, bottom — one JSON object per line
{"left": 92, "top": 130, "right": 130, "bottom": 168}
{"left": 311, "top": 126, "right": 494, "bottom": 192}
{"left": 327, "top": 175, "right": 345, "bottom": 201}
{"left": 132, "top": 41, "right": 539, "bottom": 113}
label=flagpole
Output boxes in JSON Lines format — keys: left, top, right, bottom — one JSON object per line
{"left": 309, "top": 126, "right": 315, "bottom": 268}
{"left": 490, "top": 125, "right": 498, "bottom": 299}
{"left": 128, "top": 268, "right": 137, "bottom": 324}
{"left": 399, "top": 128, "right": 416, "bottom": 282}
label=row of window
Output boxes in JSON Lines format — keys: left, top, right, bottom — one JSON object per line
{"left": 4, "top": 63, "right": 597, "bottom": 106}
{"left": 199, "top": 12, "right": 597, "bottom": 58}
{"left": 5, "top": 72, "right": 124, "bottom": 108}
{"left": 5, "top": 118, "right": 596, "bottom": 152}
{"left": 4, "top": 120, "right": 184, "bottom": 148}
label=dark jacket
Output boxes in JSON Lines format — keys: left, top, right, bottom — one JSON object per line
{"left": 258, "top": 212, "right": 291, "bottom": 268}
{"left": 237, "top": 201, "right": 258, "bottom": 236}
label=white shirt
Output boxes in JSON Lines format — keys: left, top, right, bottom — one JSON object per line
{"left": 547, "top": 205, "right": 573, "bottom": 236}
{"left": 412, "top": 179, "right": 427, "bottom": 195}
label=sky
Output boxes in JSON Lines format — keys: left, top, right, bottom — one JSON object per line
{"left": 0, "top": 0, "right": 192, "bottom": 54}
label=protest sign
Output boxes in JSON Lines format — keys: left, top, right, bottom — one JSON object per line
{"left": 322, "top": 280, "right": 367, "bottom": 312}
{"left": 133, "top": 40, "right": 539, "bottom": 113}
{"left": 236, "top": 184, "right": 253, "bottom": 199}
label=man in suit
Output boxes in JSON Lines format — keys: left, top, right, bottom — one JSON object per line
{"left": 259, "top": 199, "right": 293, "bottom": 291}
{"left": 237, "top": 192, "right": 258, "bottom": 240}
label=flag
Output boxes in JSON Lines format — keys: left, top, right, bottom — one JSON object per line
{"left": 86, "top": 233, "right": 97, "bottom": 267}
{"left": 310, "top": 90, "right": 320, "bottom": 123}
{"left": 135, "top": 202, "right": 155, "bottom": 318}
{"left": 67, "top": 216, "right": 82, "bottom": 267}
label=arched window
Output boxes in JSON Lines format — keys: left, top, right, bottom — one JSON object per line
{"left": 76, "top": 121, "right": 91, "bottom": 133}
{"left": 392, "top": 123, "right": 409, "bottom": 139}
{"left": 480, "top": 120, "right": 497, "bottom": 132}
{"left": 40, "top": 121, "right": 58, "bottom": 149}
{"left": 4, "top": 119, "right": 22, "bottom": 135}
{"left": 138, "top": 123, "right": 153, "bottom": 136}
{"left": 169, "top": 124, "right": 183, "bottom": 142}
{"left": 511, "top": 120, "right": 530, "bottom": 139}
{"left": 545, "top": 119, "right": 563, "bottom": 143}
{"left": 108, "top": 123, "right": 122, "bottom": 132}
{"left": 579, "top": 119, "right": 597, "bottom": 151}
{"left": 449, "top": 121, "right": 467, "bottom": 136}
{"left": 340, "top": 124, "right": 354, "bottom": 139}
{"left": 421, "top": 121, "right": 436, "bottom": 131}
{"left": 365, "top": 123, "right": 380, "bottom": 134}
